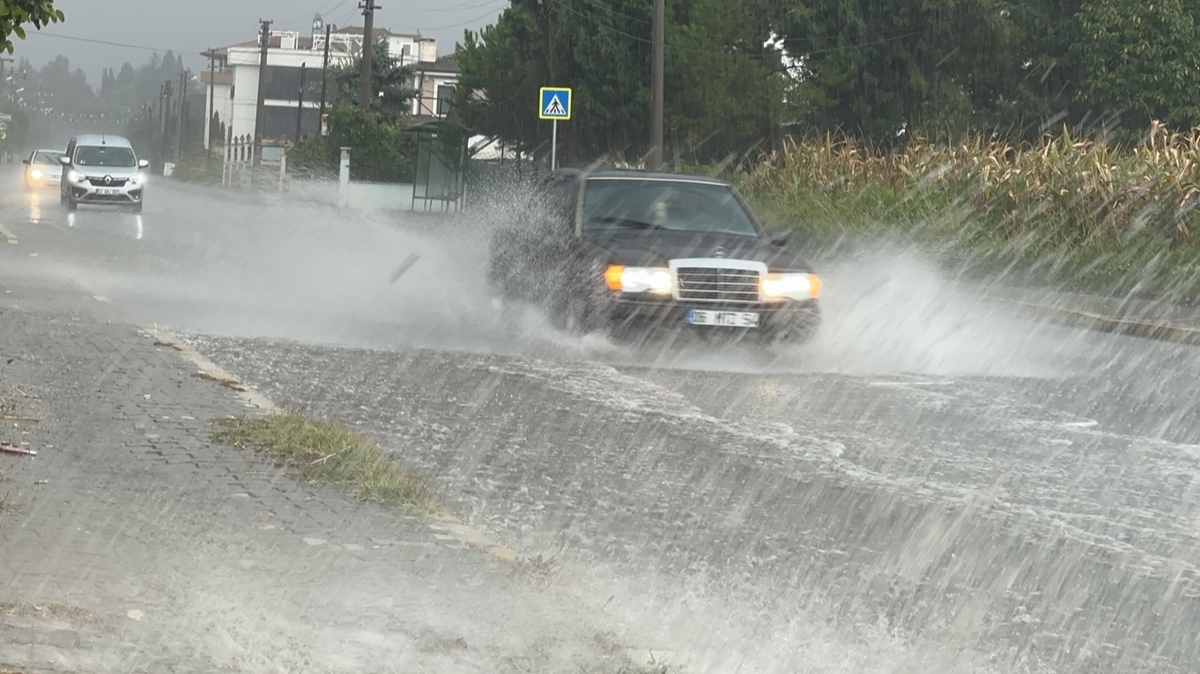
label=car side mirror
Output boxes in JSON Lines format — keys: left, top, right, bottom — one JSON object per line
{"left": 138, "top": 159, "right": 150, "bottom": 169}
{"left": 21, "top": 158, "right": 29, "bottom": 165}
{"left": 768, "top": 230, "right": 792, "bottom": 246}
{"left": 58, "top": 156, "right": 71, "bottom": 166}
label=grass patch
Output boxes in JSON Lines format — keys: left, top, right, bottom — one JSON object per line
{"left": 619, "top": 657, "right": 676, "bottom": 666}
{"left": 212, "top": 412, "right": 440, "bottom": 513}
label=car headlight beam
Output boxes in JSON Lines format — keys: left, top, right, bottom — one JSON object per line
{"left": 30, "top": 169, "right": 43, "bottom": 179}
{"left": 605, "top": 265, "right": 673, "bottom": 294}
{"left": 761, "top": 273, "right": 821, "bottom": 300}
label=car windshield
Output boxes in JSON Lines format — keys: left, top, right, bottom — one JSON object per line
{"left": 582, "top": 178, "right": 760, "bottom": 236}
{"left": 74, "top": 145, "right": 136, "bottom": 168}
{"left": 34, "top": 151, "right": 65, "bottom": 165}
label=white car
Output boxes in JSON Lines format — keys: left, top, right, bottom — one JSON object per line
{"left": 22, "top": 148, "right": 66, "bottom": 190}
{"left": 59, "top": 134, "right": 150, "bottom": 213}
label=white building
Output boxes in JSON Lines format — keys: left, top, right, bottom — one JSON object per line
{"left": 412, "top": 54, "right": 460, "bottom": 122}
{"left": 200, "top": 18, "right": 449, "bottom": 149}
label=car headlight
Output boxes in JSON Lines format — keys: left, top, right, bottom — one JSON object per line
{"left": 604, "top": 265, "right": 673, "bottom": 294}
{"left": 761, "top": 273, "right": 821, "bottom": 301}
{"left": 30, "top": 169, "right": 44, "bottom": 179}
{"left": 129, "top": 173, "right": 146, "bottom": 185}
{"left": 68, "top": 170, "right": 85, "bottom": 183}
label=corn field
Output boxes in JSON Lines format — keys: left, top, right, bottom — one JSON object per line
{"left": 741, "top": 122, "right": 1200, "bottom": 248}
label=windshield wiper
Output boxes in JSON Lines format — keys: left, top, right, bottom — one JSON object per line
{"left": 590, "top": 216, "right": 665, "bottom": 230}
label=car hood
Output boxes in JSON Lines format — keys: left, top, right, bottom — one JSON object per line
{"left": 581, "top": 229, "right": 815, "bottom": 272}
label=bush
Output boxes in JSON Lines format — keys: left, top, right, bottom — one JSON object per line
{"left": 288, "top": 103, "right": 417, "bottom": 183}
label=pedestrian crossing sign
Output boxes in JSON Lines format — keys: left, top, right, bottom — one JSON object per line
{"left": 539, "top": 87, "right": 572, "bottom": 120}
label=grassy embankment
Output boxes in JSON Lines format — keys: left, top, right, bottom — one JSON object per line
{"left": 734, "top": 124, "right": 1200, "bottom": 302}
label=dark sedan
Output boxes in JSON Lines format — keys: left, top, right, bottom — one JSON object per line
{"left": 487, "top": 169, "right": 822, "bottom": 346}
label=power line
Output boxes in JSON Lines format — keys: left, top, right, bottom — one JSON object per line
{"left": 417, "top": 7, "right": 505, "bottom": 31}
{"left": 279, "top": 0, "right": 349, "bottom": 26}
{"left": 23, "top": 31, "right": 177, "bottom": 54}
{"left": 428, "top": 0, "right": 506, "bottom": 13}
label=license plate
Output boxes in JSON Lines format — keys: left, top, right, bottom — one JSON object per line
{"left": 97, "top": 188, "right": 119, "bottom": 195}
{"left": 685, "top": 309, "right": 760, "bottom": 328}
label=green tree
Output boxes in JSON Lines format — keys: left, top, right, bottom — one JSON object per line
{"left": 1073, "top": 0, "right": 1200, "bottom": 130}
{"left": 777, "top": 0, "right": 1022, "bottom": 140}
{"left": 0, "top": 0, "right": 64, "bottom": 54}
{"left": 323, "top": 38, "right": 416, "bottom": 124}
{"left": 454, "top": 0, "right": 790, "bottom": 165}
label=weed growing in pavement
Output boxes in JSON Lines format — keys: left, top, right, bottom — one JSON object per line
{"left": 211, "top": 412, "right": 441, "bottom": 514}
{"left": 614, "top": 664, "right": 676, "bottom": 674}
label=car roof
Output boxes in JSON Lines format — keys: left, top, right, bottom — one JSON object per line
{"left": 32, "top": 148, "right": 65, "bottom": 154}
{"left": 71, "top": 134, "right": 134, "bottom": 148}
{"left": 551, "top": 167, "right": 733, "bottom": 187}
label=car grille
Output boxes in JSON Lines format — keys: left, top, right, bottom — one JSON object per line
{"left": 87, "top": 177, "right": 128, "bottom": 187}
{"left": 675, "top": 267, "right": 761, "bottom": 303}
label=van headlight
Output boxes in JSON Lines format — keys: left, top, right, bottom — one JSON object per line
{"left": 129, "top": 173, "right": 146, "bottom": 186}
{"left": 761, "top": 273, "right": 821, "bottom": 301}
{"left": 67, "top": 170, "right": 85, "bottom": 183}
{"left": 604, "top": 265, "right": 673, "bottom": 294}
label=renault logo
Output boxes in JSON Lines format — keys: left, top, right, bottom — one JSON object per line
{"left": 103, "top": 175, "right": 113, "bottom": 185}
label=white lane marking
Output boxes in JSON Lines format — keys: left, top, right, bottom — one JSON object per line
{"left": 0, "top": 221, "right": 17, "bottom": 244}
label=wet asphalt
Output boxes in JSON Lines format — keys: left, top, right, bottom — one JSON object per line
{"left": 3, "top": 166, "right": 1200, "bottom": 673}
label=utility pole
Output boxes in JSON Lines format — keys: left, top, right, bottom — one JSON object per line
{"left": 175, "top": 69, "right": 188, "bottom": 164}
{"left": 206, "top": 49, "right": 217, "bottom": 162}
{"left": 318, "top": 23, "right": 333, "bottom": 123}
{"left": 254, "top": 19, "right": 272, "bottom": 167}
{"left": 648, "top": 0, "right": 665, "bottom": 170}
{"left": 358, "top": 1, "right": 379, "bottom": 110}
{"left": 160, "top": 80, "right": 173, "bottom": 174}
{"left": 295, "top": 63, "right": 307, "bottom": 143}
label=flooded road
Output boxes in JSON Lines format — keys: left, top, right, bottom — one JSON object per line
{"left": 3, "top": 167, "right": 1199, "bottom": 673}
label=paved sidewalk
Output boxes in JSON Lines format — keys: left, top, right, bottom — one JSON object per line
{"left": 0, "top": 273, "right": 628, "bottom": 674}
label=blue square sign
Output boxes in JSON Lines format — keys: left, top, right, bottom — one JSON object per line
{"left": 539, "top": 87, "right": 572, "bottom": 121}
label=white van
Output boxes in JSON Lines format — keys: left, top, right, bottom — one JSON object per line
{"left": 59, "top": 134, "right": 150, "bottom": 213}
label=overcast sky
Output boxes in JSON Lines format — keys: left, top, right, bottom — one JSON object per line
{"left": 11, "top": 0, "right": 505, "bottom": 83}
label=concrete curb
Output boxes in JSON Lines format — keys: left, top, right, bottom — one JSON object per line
{"left": 989, "top": 297, "right": 1200, "bottom": 346}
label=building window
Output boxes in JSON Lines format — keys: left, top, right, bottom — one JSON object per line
{"left": 263, "top": 66, "right": 309, "bottom": 101}
{"left": 436, "top": 84, "right": 454, "bottom": 116}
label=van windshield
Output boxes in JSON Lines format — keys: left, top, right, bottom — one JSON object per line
{"left": 74, "top": 145, "right": 136, "bottom": 168}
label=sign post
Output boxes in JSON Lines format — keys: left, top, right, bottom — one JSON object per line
{"left": 538, "top": 87, "right": 572, "bottom": 170}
